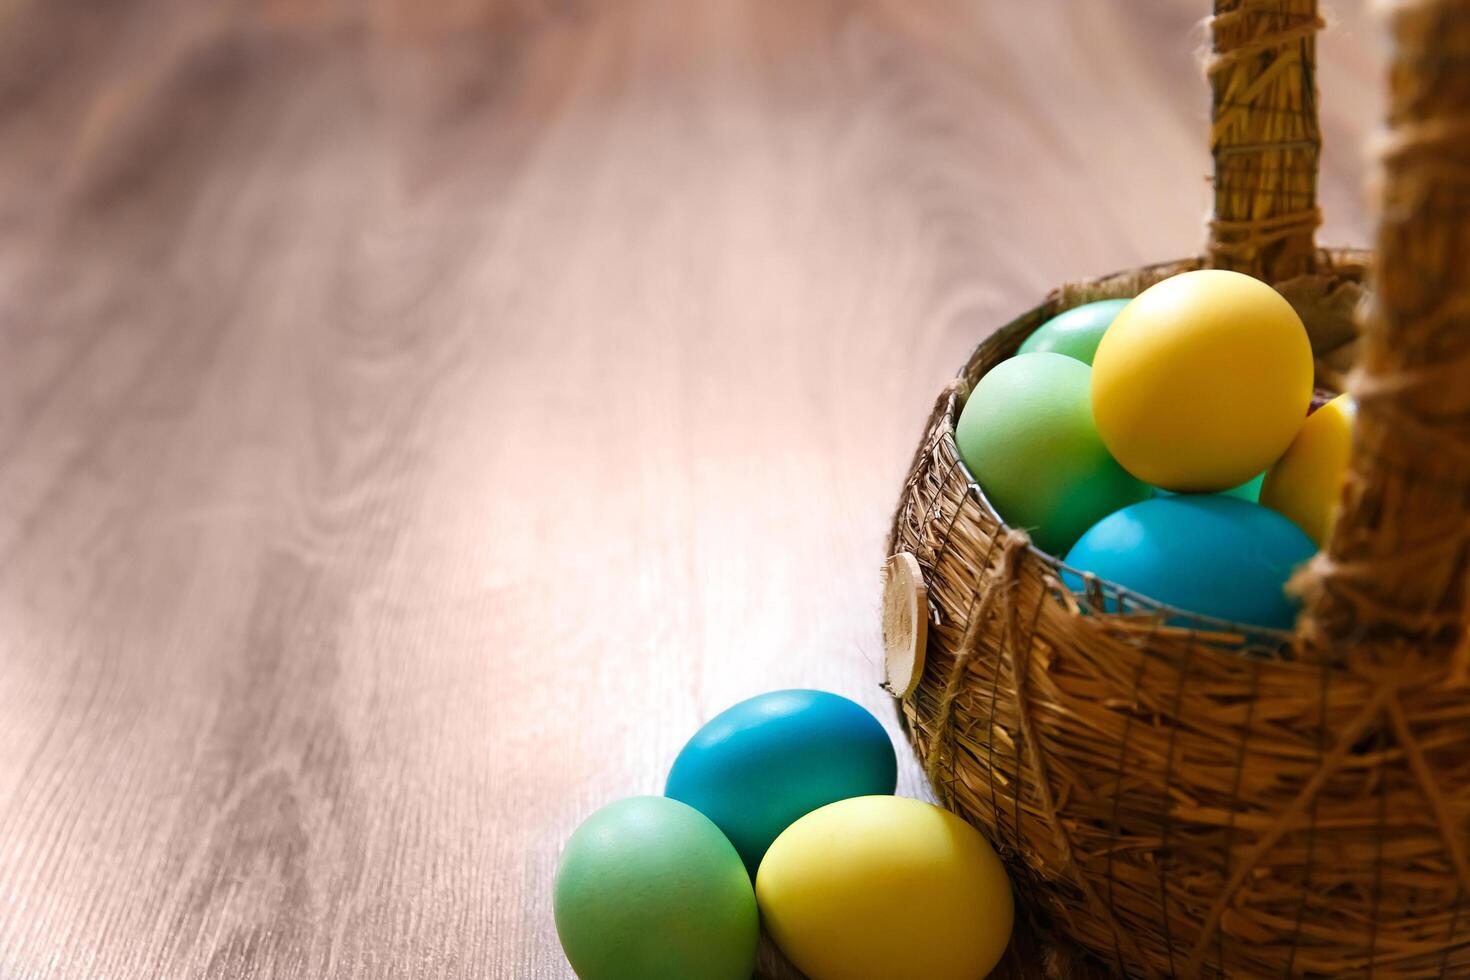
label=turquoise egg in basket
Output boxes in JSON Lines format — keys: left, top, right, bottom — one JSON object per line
{"left": 1062, "top": 494, "right": 1316, "bottom": 630}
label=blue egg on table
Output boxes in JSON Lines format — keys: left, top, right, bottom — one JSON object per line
{"left": 665, "top": 689, "right": 897, "bottom": 876}
{"left": 1062, "top": 495, "right": 1316, "bottom": 630}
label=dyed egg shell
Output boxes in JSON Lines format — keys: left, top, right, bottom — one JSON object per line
{"left": 956, "top": 352, "right": 1149, "bottom": 555}
{"left": 554, "top": 796, "right": 757, "bottom": 980}
{"left": 1091, "top": 270, "right": 1314, "bottom": 492}
{"left": 1225, "top": 471, "right": 1266, "bottom": 502}
{"left": 756, "top": 796, "right": 1014, "bottom": 980}
{"left": 1063, "top": 495, "right": 1316, "bottom": 630}
{"left": 1017, "top": 298, "right": 1130, "bottom": 364}
{"left": 665, "top": 690, "right": 896, "bottom": 875}
{"left": 1261, "top": 394, "right": 1355, "bottom": 545}
{"left": 1154, "top": 471, "right": 1264, "bottom": 502}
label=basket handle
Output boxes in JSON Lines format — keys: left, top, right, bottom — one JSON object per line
{"left": 1207, "top": 0, "right": 1324, "bottom": 280}
{"left": 1297, "top": 1, "right": 1470, "bottom": 668}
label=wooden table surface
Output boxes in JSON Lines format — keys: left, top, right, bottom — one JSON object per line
{"left": 0, "top": 2, "right": 1380, "bottom": 977}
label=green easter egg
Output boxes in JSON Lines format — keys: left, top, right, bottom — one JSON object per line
{"left": 957, "top": 352, "right": 1149, "bottom": 555}
{"left": 554, "top": 796, "right": 757, "bottom": 980}
{"left": 1224, "top": 472, "right": 1266, "bottom": 501}
{"left": 1017, "top": 299, "right": 1130, "bottom": 365}
{"left": 1154, "top": 472, "right": 1264, "bottom": 502}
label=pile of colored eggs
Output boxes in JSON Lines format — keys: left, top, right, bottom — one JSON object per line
{"left": 554, "top": 690, "right": 1015, "bottom": 979}
{"left": 958, "top": 269, "right": 1355, "bottom": 630}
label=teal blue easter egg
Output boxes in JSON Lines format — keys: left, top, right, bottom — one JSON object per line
{"left": 1017, "top": 299, "right": 1130, "bottom": 364}
{"left": 665, "top": 690, "right": 896, "bottom": 876}
{"left": 956, "top": 352, "right": 1150, "bottom": 555}
{"left": 554, "top": 796, "right": 758, "bottom": 980}
{"left": 1063, "top": 495, "right": 1316, "bottom": 630}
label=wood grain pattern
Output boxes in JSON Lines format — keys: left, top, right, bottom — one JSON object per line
{"left": 0, "top": 2, "right": 1377, "bottom": 977}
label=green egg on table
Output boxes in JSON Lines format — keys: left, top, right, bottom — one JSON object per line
{"left": 756, "top": 796, "right": 1014, "bottom": 980}
{"left": 1017, "top": 298, "right": 1130, "bottom": 364}
{"left": 553, "top": 796, "right": 757, "bottom": 980}
{"left": 956, "top": 351, "right": 1150, "bottom": 555}
{"left": 665, "top": 689, "right": 896, "bottom": 876}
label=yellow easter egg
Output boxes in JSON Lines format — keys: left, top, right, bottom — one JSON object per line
{"left": 755, "top": 796, "right": 1013, "bottom": 980}
{"left": 1091, "top": 270, "right": 1314, "bottom": 492}
{"left": 1260, "top": 394, "right": 1355, "bottom": 545}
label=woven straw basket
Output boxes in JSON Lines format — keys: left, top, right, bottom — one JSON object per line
{"left": 883, "top": 2, "right": 1470, "bottom": 977}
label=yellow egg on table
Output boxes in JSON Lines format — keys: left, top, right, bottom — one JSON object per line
{"left": 755, "top": 796, "right": 1013, "bottom": 980}
{"left": 1091, "top": 270, "right": 1314, "bottom": 492}
{"left": 1260, "top": 393, "right": 1355, "bottom": 545}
